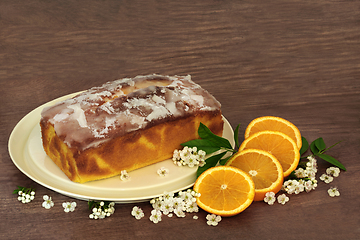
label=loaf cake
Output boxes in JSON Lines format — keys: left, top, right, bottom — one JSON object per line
{"left": 40, "top": 74, "right": 223, "bottom": 183}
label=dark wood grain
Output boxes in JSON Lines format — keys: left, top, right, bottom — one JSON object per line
{"left": 1, "top": 0, "right": 359, "bottom": 239}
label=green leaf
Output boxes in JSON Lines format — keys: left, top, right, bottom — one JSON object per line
{"left": 323, "top": 140, "right": 343, "bottom": 153}
{"left": 317, "top": 153, "right": 347, "bottom": 171}
{"left": 314, "top": 137, "right": 326, "bottom": 152}
{"left": 198, "top": 123, "right": 232, "bottom": 149}
{"left": 13, "top": 186, "right": 21, "bottom": 194}
{"left": 300, "top": 136, "right": 309, "bottom": 155}
{"left": 181, "top": 139, "right": 221, "bottom": 154}
{"left": 88, "top": 201, "right": 95, "bottom": 211}
{"left": 310, "top": 140, "right": 319, "bottom": 155}
{"left": 234, "top": 123, "right": 241, "bottom": 149}
{"left": 197, "top": 151, "right": 227, "bottom": 177}
{"left": 287, "top": 171, "right": 298, "bottom": 180}
{"left": 219, "top": 155, "right": 233, "bottom": 165}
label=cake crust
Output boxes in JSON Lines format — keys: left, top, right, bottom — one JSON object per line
{"left": 40, "top": 74, "right": 223, "bottom": 183}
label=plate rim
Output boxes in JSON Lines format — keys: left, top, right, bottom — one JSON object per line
{"left": 8, "top": 92, "right": 234, "bottom": 203}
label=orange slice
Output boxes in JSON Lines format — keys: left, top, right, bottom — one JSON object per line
{"left": 239, "top": 130, "right": 300, "bottom": 177}
{"left": 226, "top": 149, "right": 284, "bottom": 201}
{"left": 244, "top": 116, "right": 302, "bottom": 149}
{"left": 193, "top": 166, "right": 255, "bottom": 217}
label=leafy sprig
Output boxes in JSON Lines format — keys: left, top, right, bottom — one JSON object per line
{"left": 88, "top": 200, "right": 116, "bottom": 219}
{"left": 13, "top": 186, "right": 36, "bottom": 203}
{"left": 300, "top": 137, "right": 346, "bottom": 171}
{"left": 88, "top": 200, "right": 114, "bottom": 211}
{"left": 181, "top": 122, "right": 346, "bottom": 178}
{"left": 13, "top": 186, "right": 35, "bottom": 195}
{"left": 181, "top": 123, "right": 240, "bottom": 177}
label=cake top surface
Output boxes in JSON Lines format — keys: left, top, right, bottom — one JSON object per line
{"left": 41, "top": 74, "right": 221, "bottom": 151}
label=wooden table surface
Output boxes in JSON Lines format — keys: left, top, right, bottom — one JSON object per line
{"left": 1, "top": 1, "right": 359, "bottom": 239}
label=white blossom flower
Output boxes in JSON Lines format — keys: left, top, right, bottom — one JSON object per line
{"left": 89, "top": 201, "right": 115, "bottom": 219}
{"left": 206, "top": 214, "right": 222, "bottom": 226}
{"left": 294, "top": 168, "right": 306, "bottom": 178}
{"left": 294, "top": 182, "right": 305, "bottom": 194}
{"left": 185, "top": 201, "right": 199, "bottom": 213}
{"left": 328, "top": 187, "right": 340, "bottom": 197}
{"left": 19, "top": 194, "right": 27, "bottom": 203}
{"left": 180, "top": 146, "right": 192, "bottom": 161}
{"left": 172, "top": 149, "right": 181, "bottom": 161}
{"left": 307, "top": 155, "right": 317, "bottom": 168}
{"left": 178, "top": 190, "right": 195, "bottom": 203}
{"left": 98, "top": 211, "right": 106, "bottom": 219}
{"left": 151, "top": 199, "right": 163, "bottom": 210}
{"left": 120, "top": 170, "right": 130, "bottom": 181}
{"left": 277, "top": 194, "right": 289, "bottom": 205}
{"left": 172, "top": 197, "right": 185, "bottom": 211}
{"left": 198, "top": 158, "right": 206, "bottom": 167}
{"left": 149, "top": 209, "right": 162, "bottom": 223}
{"left": 193, "top": 191, "right": 201, "bottom": 198}
{"left": 198, "top": 150, "right": 206, "bottom": 159}
{"left": 157, "top": 167, "right": 169, "bottom": 177}
{"left": 107, "top": 203, "right": 115, "bottom": 211}
{"left": 42, "top": 195, "right": 54, "bottom": 209}
{"left": 16, "top": 189, "right": 35, "bottom": 204}
{"left": 174, "top": 208, "right": 186, "bottom": 218}
{"left": 320, "top": 174, "right": 334, "bottom": 183}
{"left": 305, "top": 156, "right": 318, "bottom": 178}
{"left": 62, "top": 202, "right": 76, "bottom": 212}
{"left": 304, "top": 179, "right": 317, "bottom": 192}
{"left": 107, "top": 202, "right": 116, "bottom": 216}
{"left": 89, "top": 208, "right": 100, "bottom": 219}
{"left": 193, "top": 215, "right": 199, "bottom": 220}
{"left": 173, "top": 147, "right": 206, "bottom": 167}
{"left": 163, "top": 191, "right": 174, "bottom": 200}
{"left": 131, "top": 206, "right": 145, "bottom": 220}
{"left": 326, "top": 167, "right": 340, "bottom": 177}
{"left": 160, "top": 199, "right": 174, "bottom": 215}
{"left": 264, "top": 192, "right": 276, "bottom": 205}
{"left": 283, "top": 180, "right": 298, "bottom": 194}
{"left": 147, "top": 190, "right": 201, "bottom": 220}
{"left": 186, "top": 155, "right": 199, "bottom": 168}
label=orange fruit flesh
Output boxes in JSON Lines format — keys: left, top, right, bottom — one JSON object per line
{"left": 226, "top": 149, "right": 284, "bottom": 201}
{"left": 194, "top": 166, "right": 255, "bottom": 217}
{"left": 245, "top": 116, "right": 302, "bottom": 150}
{"left": 239, "top": 131, "right": 300, "bottom": 177}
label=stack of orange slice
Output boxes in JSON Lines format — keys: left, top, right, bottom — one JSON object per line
{"left": 240, "top": 116, "right": 301, "bottom": 178}
{"left": 194, "top": 116, "right": 301, "bottom": 216}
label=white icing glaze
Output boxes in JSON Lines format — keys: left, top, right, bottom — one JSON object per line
{"left": 41, "top": 74, "right": 221, "bottom": 151}
{"left": 67, "top": 104, "right": 88, "bottom": 128}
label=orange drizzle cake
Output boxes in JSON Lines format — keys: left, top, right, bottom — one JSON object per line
{"left": 40, "top": 74, "right": 223, "bottom": 183}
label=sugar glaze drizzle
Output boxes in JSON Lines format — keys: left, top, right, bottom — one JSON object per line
{"left": 41, "top": 74, "right": 221, "bottom": 151}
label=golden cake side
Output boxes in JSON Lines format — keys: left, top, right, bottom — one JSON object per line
{"left": 41, "top": 110, "right": 223, "bottom": 183}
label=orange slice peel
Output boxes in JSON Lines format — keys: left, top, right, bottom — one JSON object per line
{"left": 244, "top": 116, "right": 302, "bottom": 150}
{"left": 193, "top": 166, "right": 255, "bottom": 217}
{"left": 226, "top": 148, "right": 284, "bottom": 201}
{"left": 239, "top": 130, "right": 300, "bottom": 177}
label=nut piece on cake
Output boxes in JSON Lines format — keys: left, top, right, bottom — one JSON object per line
{"left": 40, "top": 74, "right": 223, "bottom": 183}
